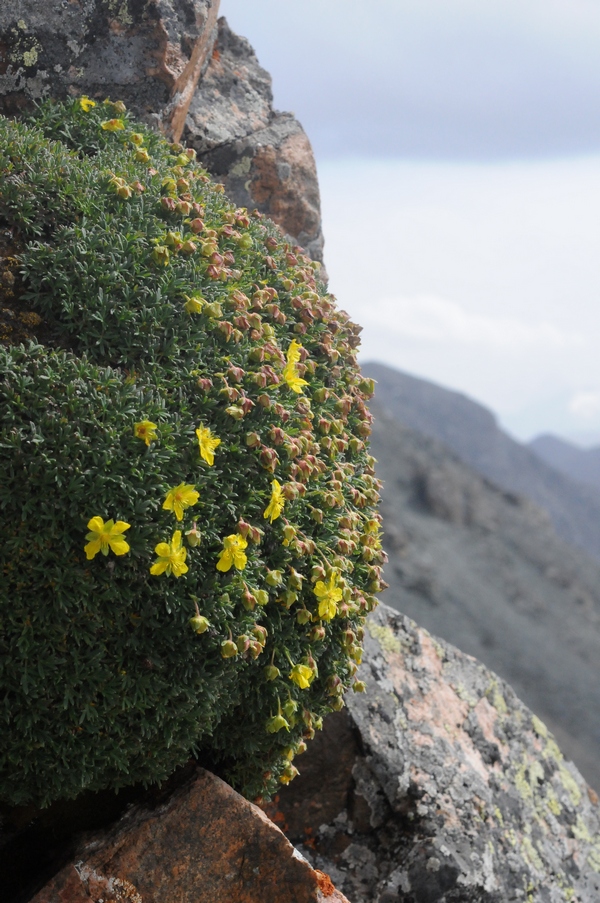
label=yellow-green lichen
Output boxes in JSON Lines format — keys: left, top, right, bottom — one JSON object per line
{"left": 485, "top": 679, "right": 508, "bottom": 715}
{"left": 521, "top": 836, "right": 544, "bottom": 873}
{"left": 494, "top": 806, "right": 504, "bottom": 826}
{"left": 571, "top": 815, "right": 594, "bottom": 843}
{"left": 514, "top": 755, "right": 544, "bottom": 803}
{"left": 531, "top": 715, "right": 548, "bottom": 738}
{"left": 106, "top": 0, "right": 133, "bottom": 26}
{"left": 22, "top": 47, "right": 38, "bottom": 67}
{"left": 545, "top": 786, "right": 562, "bottom": 817}
{"left": 558, "top": 764, "right": 582, "bottom": 808}
{"left": 367, "top": 623, "right": 402, "bottom": 656}
{"left": 587, "top": 843, "right": 600, "bottom": 873}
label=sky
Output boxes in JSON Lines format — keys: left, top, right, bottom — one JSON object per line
{"left": 221, "top": 0, "right": 600, "bottom": 443}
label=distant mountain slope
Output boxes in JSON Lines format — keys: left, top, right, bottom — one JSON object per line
{"left": 370, "top": 401, "right": 600, "bottom": 791}
{"left": 363, "top": 361, "right": 600, "bottom": 562}
{"left": 530, "top": 433, "right": 600, "bottom": 492}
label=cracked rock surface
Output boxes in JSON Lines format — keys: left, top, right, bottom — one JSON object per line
{"left": 0, "top": 0, "right": 220, "bottom": 140}
{"left": 267, "top": 604, "right": 600, "bottom": 903}
{"left": 184, "top": 17, "right": 325, "bottom": 265}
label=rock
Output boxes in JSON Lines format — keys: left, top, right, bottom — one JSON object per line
{"left": 29, "top": 766, "right": 350, "bottom": 903}
{"left": 0, "top": 0, "right": 220, "bottom": 140}
{"left": 368, "top": 402, "right": 600, "bottom": 794}
{"left": 266, "top": 603, "right": 600, "bottom": 902}
{"left": 0, "top": 7, "right": 325, "bottom": 265}
{"left": 184, "top": 17, "right": 325, "bottom": 265}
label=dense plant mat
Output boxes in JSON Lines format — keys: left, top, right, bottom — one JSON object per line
{"left": 0, "top": 99, "right": 384, "bottom": 807}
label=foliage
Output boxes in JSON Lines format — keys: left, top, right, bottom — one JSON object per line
{"left": 0, "top": 98, "right": 384, "bottom": 807}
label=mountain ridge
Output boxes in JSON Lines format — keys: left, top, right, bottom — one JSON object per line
{"left": 364, "top": 360, "right": 600, "bottom": 562}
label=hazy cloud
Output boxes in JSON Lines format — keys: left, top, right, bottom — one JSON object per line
{"left": 361, "top": 296, "right": 584, "bottom": 349}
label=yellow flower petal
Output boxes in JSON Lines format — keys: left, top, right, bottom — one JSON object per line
{"left": 196, "top": 425, "right": 221, "bottom": 465}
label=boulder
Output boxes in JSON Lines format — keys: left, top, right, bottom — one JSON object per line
{"left": 183, "top": 17, "right": 325, "bottom": 265}
{"left": 266, "top": 603, "right": 600, "bottom": 902}
{"left": 0, "top": 6, "right": 326, "bottom": 265}
{"left": 0, "top": 0, "right": 220, "bottom": 140}
{"left": 28, "top": 767, "right": 350, "bottom": 903}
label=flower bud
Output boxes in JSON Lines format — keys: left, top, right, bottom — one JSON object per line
{"left": 221, "top": 639, "right": 238, "bottom": 659}
{"left": 296, "top": 608, "right": 312, "bottom": 625}
{"left": 266, "top": 569, "right": 283, "bottom": 587}
{"left": 160, "top": 196, "right": 177, "bottom": 213}
{"left": 279, "top": 764, "right": 299, "bottom": 784}
{"left": 152, "top": 245, "right": 170, "bottom": 266}
{"left": 257, "top": 394, "right": 271, "bottom": 409}
{"left": 330, "top": 696, "right": 345, "bottom": 711}
{"left": 309, "top": 625, "right": 326, "bottom": 642}
{"left": 185, "top": 524, "right": 201, "bottom": 547}
{"left": 189, "top": 615, "right": 209, "bottom": 634}
{"left": 236, "top": 634, "right": 251, "bottom": 653}
{"left": 353, "top": 680, "right": 367, "bottom": 693}
{"left": 326, "top": 675, "right": 343, "bottom": 696}
{"left": 266, "top": 714, "right": 290, "bottom": 734}
{"left": 238, "top": 233, "right": 254, "bottom": 250}
{"left": 180, "top": 240, "right": 197, "bottom": 254}
{"left": 255, "top": 589, "right": 269, "bottom": 606}
{"left": 246, "top": 431, "right": 261, "bottom": 448}
{"left": 264, "top": 665, "right": 281, "bottom": 681}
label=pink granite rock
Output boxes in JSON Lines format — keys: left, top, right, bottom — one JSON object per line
{"left": 30, "top": 767, "right": 350, "bottom": 903}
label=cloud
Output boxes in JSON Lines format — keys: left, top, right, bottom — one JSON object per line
{"left": 359, "top": 296, "right": 584, "bottom": 350}
{"left": 222, "top": 0, "right": 600, "bottom": 160}
{"left": 568, "top": 391, "right": 600, "bottom": 420}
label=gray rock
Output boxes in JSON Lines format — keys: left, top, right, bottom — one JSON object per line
{"left": 269, "top": 604, "right": 600, "bottom": 902}
{"left": 369, "top": 401, "right": 600, "bottom": 793}
{"left": 0, "top": 0, "right": 220, "bottom": 140}
{"left": 184, "top": 18, "right": 325, "bottom": 266}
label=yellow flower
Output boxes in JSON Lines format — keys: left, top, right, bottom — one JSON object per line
{"left": 216, "top": 533, "right": 248, "bottom": 572}
{"left": 313, "top": 573, "right": 343, "bottom": 621}
{"left": 130, "top": 132, "right": 144, "bottom": 146}
{"left": 150, "top": 530, "right": 188, "bottom": 577}
{"left": 289, "top": 663, "right": 315, "bottom": 689}
{"left": 134, "top": 420, "right": 158, "bottom": 446}
{"left": 101, "top": 118, "right": 125, "bottom": 131}
{"left": 184, "top": 294, "right": 205, "bottom": 314}
{"left": 263, "top": 479, "right": 285, "bottom": 523}
{"left": 196, "top": 425, "right": 221, "bottom": 465}
{"left": 287, "top": 339, "right": 302, "bottom": 365}
{"left": 163, "top": 483, "right": 199, "bottom": 521}
{"left": 282, "top": 340, "right": 308, "bottom": 394}
{"left": 79, "top": 96, "right": 96, "bottom": 112}
{"left": 84, "top": 517, "right": 130, "bottom": 560}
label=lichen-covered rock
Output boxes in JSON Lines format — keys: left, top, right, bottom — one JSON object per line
{"left": 184, "top": 18, "right": 325, "bottom": 265}
{"left": 28, "top": 767, "right": 350, "bottom": 903}
{"left": 267, "top": 603, "right": 600, "bottom": 902}
{"left": 0, "top": 0, "right": 220, "bottom": 140}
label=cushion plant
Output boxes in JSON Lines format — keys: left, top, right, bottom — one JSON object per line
{"left": 0, "top": 97, "right": 384, "bottom": 807}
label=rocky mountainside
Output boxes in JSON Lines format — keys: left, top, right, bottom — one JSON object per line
{"left": 369, "top": 400, "right": 600, "bottom": 792}
{"left": 363, "top": 362, "right": 600, "bottom": 562}
{"left": 530, "top": 434, "right": 600, "bottom": 493}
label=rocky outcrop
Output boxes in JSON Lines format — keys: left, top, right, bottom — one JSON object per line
{"left": 368, "top": 400, "right": 600, "bottom": 794}
{"left": 266, "top": 604, "right": 600, "bottom": 903}
{"left": 28, "top": 767, "right": 349, "bottom": 903}
{"left": 0, "top": 0, "right": 220, "bottom": 140}
{"left": 0, "top": 4, "right": 325, "bottom": 264}
{"left": 183, "top": 17, "right": 325, "bottom": 264}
